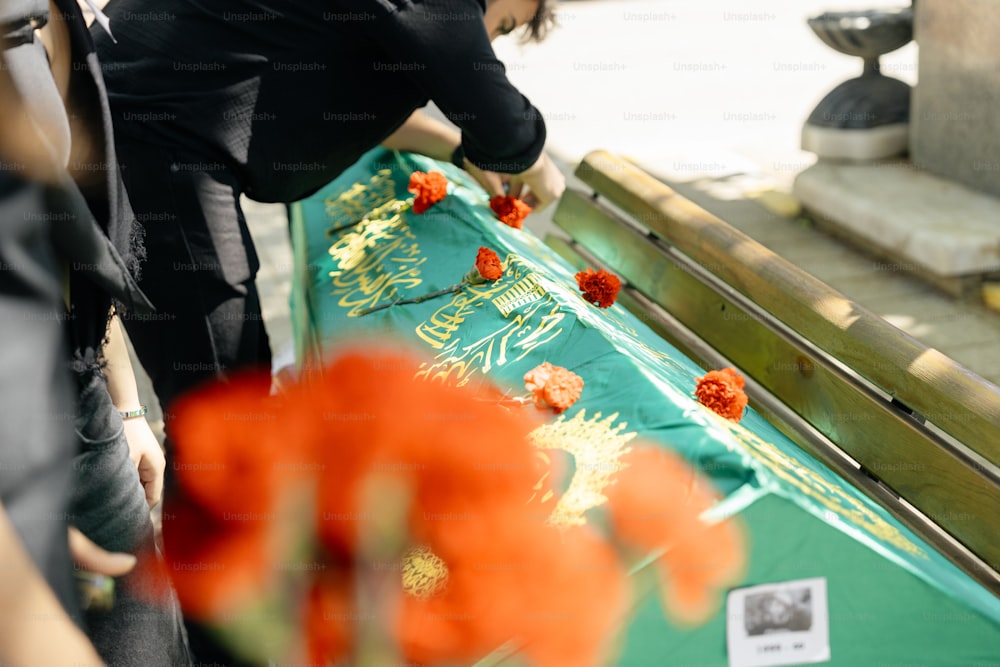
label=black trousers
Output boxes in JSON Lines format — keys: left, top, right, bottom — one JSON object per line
{"left": 115, "top": 136, "right": 273, "bottom": 424}
{"left": 71, "top": 369, "right": 192, "bottom": 667}
{"left": 115, "top": 135, "right": 272, "bottom": 667}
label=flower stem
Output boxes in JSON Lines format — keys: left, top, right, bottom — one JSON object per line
{"left": 325, "top": 218, "right": 366, "bottom": 236}
{"left": 356, "top": 283, "right": 463, "bottom": 316}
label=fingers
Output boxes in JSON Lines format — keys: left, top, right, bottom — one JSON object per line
{"left": 68, "top": 527, "right": 136, "bottom": 577}
{"left": 123, "top": 419, "right": 166, "bottom": 507}
{"left": 138, "top": 453, "right": 164, "bottom": 507}
{"left": 507, "top": 179, "right": 525, "bottom": 200}
{"left": 506, "top": 152, "right": 565, "bottom": 213}
{"left": 463, "top": 160, "right": 505, "bottom": 198}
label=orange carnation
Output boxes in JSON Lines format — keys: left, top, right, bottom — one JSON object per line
{"left": 408, "top": 171, "right": 448, "bottom": 214}
{"left": 489, "top": 194, "right": 532, "bottom": 229}
{"left": 473, "top": 246, "right": 503, "bottom": 282}
{"left": 604, "top": 445, "right": 746, "bottom": 626}
{"left": 524, "top": 362, "right": 584, "bottom": 414}
{"left": 575, "top": 268, "right": 621, "bottom": 309}
{"left": 694, "top": 367, "right": 748, "bottom": 422}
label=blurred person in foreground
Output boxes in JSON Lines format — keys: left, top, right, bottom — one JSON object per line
{"left": 1, "top": 0, "right": 189, "bottom": 663}
{"left": 92, "top": 0, "right": 565, "bottom": 432}
{"left": 0, "top": 66, "right": 132, "bottom": 667}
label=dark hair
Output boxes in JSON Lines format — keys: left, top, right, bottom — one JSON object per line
{"left": 522, "top": 0, "right": 558, "bottom": 43}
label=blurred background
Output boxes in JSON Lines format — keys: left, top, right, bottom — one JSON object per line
{"left": 490, "top": 0, "right": 916, "bottom": 194}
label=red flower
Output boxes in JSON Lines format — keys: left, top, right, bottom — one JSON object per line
{"left": 695, "top": 367, "right": 748, "bottom": 422}
{"left": 604, "top": 445, "right": 746, "bottom": 626}
{"left": 575, "top": 268, "right": 621, "bottom": 308}
{"left": 524, "top": 362, "right": 584, "bottom": 414}
{"left": 298, "top": 348, "right": 626, "bottom": 665}
{"left": 170, "top": 372, "right": 292, "bottom": 519}
{"left": 161, "top": 494, "right": 276, "bottom": 620}
{"left": 489, "top": 195, "right": 532, "bottom": 229}
{"left": 408, "top": 171, "right": 448, "bottom": 213}
{"left": 158, "top": 346, "right": 745, "bottom": 665}
{"left": 473, "top": 246, "right": 503, "bottom": 282}
{"left": 305, "top": 570, "right": 355, "bottom": 664}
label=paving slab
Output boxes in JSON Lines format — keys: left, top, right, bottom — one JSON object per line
{"left": 794, "top": 161, "right": 1000, "bottom": 279}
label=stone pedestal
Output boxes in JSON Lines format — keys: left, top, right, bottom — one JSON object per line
{"left": 796, "top": 0, "right": 1000, "bottom": 302}
{"left": 911, "top": 0, "right": 1000, "bottom": 197}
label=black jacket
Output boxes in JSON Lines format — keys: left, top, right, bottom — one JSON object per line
{"left": 95, "top": 0, "right": 548, "bottom": 202}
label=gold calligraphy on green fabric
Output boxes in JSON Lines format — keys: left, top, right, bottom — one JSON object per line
{"left": 324, "top": 168, "right": 400, "bottom": 232}
{"left": 415, "top": 257, "right": 566, "bottom": 386}
{"left": 327, "top": 203, "right": 425, "bottom": 317}
{"left": 714, "top": 414, "right": 927, "bottom": 558}
{"left": 528, "top": 411, "right": 636, "bottom": 527}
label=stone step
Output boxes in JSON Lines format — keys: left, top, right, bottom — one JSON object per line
{"left": 794, "top": 160, "right": 1000, "bottom": 298}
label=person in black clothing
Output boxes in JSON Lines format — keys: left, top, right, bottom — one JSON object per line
{"left": 1, "top": 1, "right": 191, "bottom": 664}
{"left": 93, "top": 0, "right": 565, "bottom": 421}
{"left": 95, "top": 1, "right": 562, "bottom": 662}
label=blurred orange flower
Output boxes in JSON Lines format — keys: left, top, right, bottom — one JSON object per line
{"left": 490, "top": 194, "right": 532, "bottom": 229}
{"left": 575, "top": 268, "right": 621, "bottom": 308}
{"left": 695, "top": 367, "right": 748, "bottom": 422}
{"left": 524, "top": 362, "right": 584, "bottom": 414}
{"left": 161, "top": 494, "right": 275, "bottom": 620}
{"left": 604, "top": 445, "right": 746, "bottom": 626}
{"left": 408, "top": 171, "right": 448, "bottom": 213}
{"left": 157, "top": 346, "right": 744, "bottom": 666}
{"left": 169, "top": 371, "right": 294, "bottom": 518}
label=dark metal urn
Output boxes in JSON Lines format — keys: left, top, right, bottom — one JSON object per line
{"left": 801, "top": 6, "right": 914, "bottom": 160}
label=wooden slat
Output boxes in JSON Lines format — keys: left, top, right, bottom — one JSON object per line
{"left": 547, "top": 232, "right": 1000, "bottom": 596}
{"left": 572, "top": 150, "right": 1000, "bottom": 468}
{"left": 551, "top": 190, "right": 1000, "bottom": 574}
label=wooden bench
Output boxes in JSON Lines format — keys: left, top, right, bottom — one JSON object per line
{"left": 546, "top": 150, "right": 1000, "bottom": 598}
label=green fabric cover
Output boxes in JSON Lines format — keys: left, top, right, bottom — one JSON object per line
{"left": 290, "top": 148, "right": 1000, "bottom": 664}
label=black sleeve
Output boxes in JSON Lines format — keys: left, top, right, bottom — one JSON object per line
{"left": 362, "top": 0, "right": 547, "bottom": 173}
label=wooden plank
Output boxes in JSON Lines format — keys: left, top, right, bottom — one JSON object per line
{"left": 548, "top": 231, "right": 1000, "bottom": 596}
{"left": 551, "top": 190, "right": 1000, "bottom": 574}
{"left": 572, "top": 150, "right": 1000, "bottom": 468}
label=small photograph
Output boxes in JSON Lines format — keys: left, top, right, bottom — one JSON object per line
{"left": 743, "top": 587, "right": 813, "bottom": 636}
{"left": 727, "top": 577, "right": 829, "bottom": 667}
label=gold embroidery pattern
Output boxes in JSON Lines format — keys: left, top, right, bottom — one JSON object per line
{"left": 324, "top": 168, "right": 399, "bottom": 232}
{"left": 714, "top": 414, "right": 926, "bottom": 557}
{"left": 415, "top": 257, "right": 566, "bottom": 385}
{"left": 492, "top": 273, "right": 545, "bottom": 316}
{"left": 328, "top": 208, "right": 425, "bottom": 317}
{"left": 528, "top": 411, "right": 636, "bottom": 527}
{"left": 414, "top": 280, "right": 506, "bottom": 352}
{"left": 401, "top": 545, "right": 449, "bottom": 599}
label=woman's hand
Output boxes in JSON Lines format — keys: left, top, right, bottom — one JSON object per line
{"left": 69, "top": 527, "right": 137, "bottom": 576}
{"left": 461, "top": 158, "right": 508, "bottom": 198}
{"left": 508, "top": 152, "right": 565, "bottom": 211}
{"left": 124, "top": 418, "right": 165, "bottom": 508}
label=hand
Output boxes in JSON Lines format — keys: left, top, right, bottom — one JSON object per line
{"left": 508, "top": 152, "right": 566, "bottom": 211}
{"left": 123, "top": 418, "right": 165, "bottom": 507}
{"left": 68, "top": 527, "right": 137, "bottom": 577}
{"left": 462, "top": 158, "right": 508, "bottom": 199}
{"left": 69, "top": 527, "right": 136, "bottom": 613}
